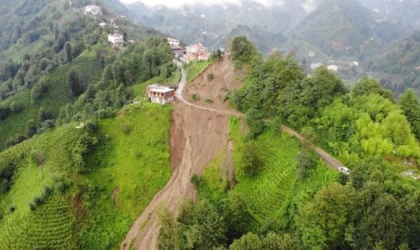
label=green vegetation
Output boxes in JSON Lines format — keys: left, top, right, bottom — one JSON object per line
{"left": 230, "top": 118, "right": 337, "bottom": 230}
{"left": 186, "top": 60, "right": 213, "bottom": 84}
{"left": 0, "top": 125, "right": 87, "bottom": 249}
{"left": 368, "top": 31, "right": 420, "bottom": 96}
{"left": 0, "top": 49, "right": 102, "bottom": 151}
{"left": 157, "top": 36, "right": 420, "bottom": 250}
{"left": 80, "top": 103, "right": 172, "bottom": 249}
{"left": 0, "top": 102, "right": 172, "bottom": 249}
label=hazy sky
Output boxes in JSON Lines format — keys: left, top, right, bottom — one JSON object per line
{"left": 120, "top": 0, "right": 279, "bottom": 8}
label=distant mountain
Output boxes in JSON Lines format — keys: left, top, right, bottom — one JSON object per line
{"left": 124, "top": 0, "right": 315, "bottom": 52}
{"left": 366, "top": 31, "right": 420, "bottom": 96}
{"left": 359, "top": 0, "right": 420, "bottom": 31}
{"left": 292, "top": 0, "right": 408, "bottom": 60}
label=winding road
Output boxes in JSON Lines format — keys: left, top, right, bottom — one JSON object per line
{"left": 175, "top": 61, "right": 344, "bottom": 171}
{"left": 120, "top": 60, "right": 344, "bottom": 250}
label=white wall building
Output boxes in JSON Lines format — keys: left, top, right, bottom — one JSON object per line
{"left": 147, "top": 85, "right": 175, "bottom": 105}
{"left": 167, "top": 37, "right": 180, "bottom": 47}
{"left": 328, "top": 65, "right": 339, "bottom": 71}
{"left": 84, "top": 5, "right": 102, "bottom": 16}
{"left": 107, "top": 33, "right": 124, "bottom": 45}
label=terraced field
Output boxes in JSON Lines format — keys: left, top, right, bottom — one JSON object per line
{"left": 230, "top": 118, "right": 338, "bottom": 230}
{"left": 0, "top": 125, "right": 85, "bottom": 249}
{"left": 0, "top": 48, "right": 103, "bottom": 151}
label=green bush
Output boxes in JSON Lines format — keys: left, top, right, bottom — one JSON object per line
{"left": 207, "top": 73, "right": 215, "bottom": 81}
{"left": 240, "top": 141, "right": 263, "bottom": 177}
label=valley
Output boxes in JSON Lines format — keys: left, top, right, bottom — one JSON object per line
{"left": 1, "top": 0, "right": 420, "bottom": 249}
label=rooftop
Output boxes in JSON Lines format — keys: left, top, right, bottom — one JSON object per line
{"left": 148, "top": 84, "right": 174, "bottom": 93}
{"left": 108, "top": 33, "right": 123, "bottom": 37}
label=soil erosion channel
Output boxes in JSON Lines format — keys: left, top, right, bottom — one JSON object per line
{"left": 121, "top": 56, "right": 241, "bottom": 250}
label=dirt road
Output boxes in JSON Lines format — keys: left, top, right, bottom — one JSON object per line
{"left": 121, "top": 58, "right": 344, "bottom": 250}
{"left": 120, "top": 59, "right": 236, "bottom": 250}
{"left": 279, "top": 126, "right": 343, "bottom": 170}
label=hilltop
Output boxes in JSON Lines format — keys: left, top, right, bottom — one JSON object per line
{"left": 292, "top": 0, "right": 407, "bottom": 59}
{"left": 367, "top": 31, "right": 420, "bottom": 96}
{"left": 0, "top": 0, "right": 167, "bottom": 151}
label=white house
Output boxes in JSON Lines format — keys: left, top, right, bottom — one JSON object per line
{"left": 84, "top": 5, "right": 102, "bottom": 16}
{"left": 99, "top": 22, "right": 106, "bottom": 27}
{"left": 147, "top": 85, "right": 176, "bottom": 105}
{"left": 310, "top": 63, "right": 323, "bottom": 70}
{"left": 167, "top": 37, "right": 180, "bottom": 47}
{"left": 328, "top": 65, "right": 339, "bottom": 71}
{"left": 107, "top": 33, "right": 124, "bottom": 45}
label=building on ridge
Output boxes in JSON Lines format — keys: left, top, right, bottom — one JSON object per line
{"left": 107, "top": 33, "right": 124, "bottom": 45}
{"left": 167, "top": 37, "right": 181, "bottom": 47}
{"left": 84, "top": 5, "right": 102, "bottom": 16}
{"left": 185, "top": 43, "right": 210, "bottom": 63}
{"left": 147, "top": 84, "right": 176, "bottom": 105}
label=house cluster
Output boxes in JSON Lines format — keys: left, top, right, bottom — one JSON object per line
{"left": 84, "top": 5, "right": 102, "bottom": 16}
{"left": 167, "top": 37, "right": 211, "bottom": 63}
{"left": 145, "top": 38, "right": 214, "bottom": 106}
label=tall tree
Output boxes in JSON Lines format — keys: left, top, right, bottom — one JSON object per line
{"left": 64, "top": 41, "right": 72, "bottom": 63}
{"left": 67, "top": 68, "right": 83, "bottom": 97}
{"left": 295, "top": 183, "right": 355, "bottom": 249}
{"left": 400, "top": 88, "right": 420, "bottom": 140}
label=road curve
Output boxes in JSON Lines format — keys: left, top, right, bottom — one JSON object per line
{"left": 120, "top": 60, "right": 344, "bottom": 250}
{"left": 176, "top": 61, "right": 344, "bottom": 171}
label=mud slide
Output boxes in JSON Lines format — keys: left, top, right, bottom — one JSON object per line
{"left": 121, "top": 56, "right": 344, "bottom": 250}
{"left": 121, "top": 57, "right": 242, "bottom": 250}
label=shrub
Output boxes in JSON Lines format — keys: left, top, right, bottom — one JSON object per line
{"left": 9, "top": 101, "right": 22, "bottom": 113}
{"left": 122, "top": 124, "right": 132, "bottom": 135}
{"left": 191, "top": 94, "right": 200, "bottom": 102}
{"left": 9, "top": 205, "right": 15, "bottom": 213}
{"left": 33, "top": 196, "right": 45, "bottom": 206}
{"left": 28, "top": 202, "right": 36, "bottom": 211}
{"left": 207, "top": 73, "right": 215, "bottom": 81}
{"left": 245, "top": 108, "right": 265, "bottom": 139}
{"left": 190, "top": 174, "right": 204, "bottom": 188}
{"left": 296, "top": 150, "right": 317, "bottom": 180}
{"left": 241, "top": 141, "right": 263, "bottom": 177}
{"left": 205, "top": 99, "right": 214, "bottom": 105}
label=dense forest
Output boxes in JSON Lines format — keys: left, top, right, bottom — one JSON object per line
{"left": 0, "top": 1, "right": 179, "bottom": 248}
{"left": 0, "top": 0, "right": 166, "bottom": 150}
{"left": 156, "top": 36, "right": 420, "bottom": 250}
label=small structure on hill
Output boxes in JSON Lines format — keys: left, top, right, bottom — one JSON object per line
{"left": 171, "top": 45, "right": 185, "bottom": 59}
{"left": 328, "top": 65, "right": 339, "bottom": 71}
{"left": 167, "top": 37, "right": 180, "bottom": 47}
{"left": 147, "top": 84, "right": 176, "bottom": 105}
{"left": 84, "top": 5, "right": 102, "bottom": 16}
{"left": 185, "top": 43, "right": 210, "bottom": 62}
{"left": 107, "top": 33, "right": 124, "bottom": 45}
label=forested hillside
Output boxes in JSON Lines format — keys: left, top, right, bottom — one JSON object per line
{"left": 292, "top": 0, "right": 407, "bottom": 59}
{"left": 125, "top": 0, "right": 310, "bottom": 53}
{"left": 0, "top": 0, "right": 168, "bottom": 151}
{"left": 367, "top": 31, "right": 420, "bottom": 96}
{"left": 0, "top": 0, "right": 181, "bottom": 247}
{"left": 156, "top": 36, "right": 420, "bottom": 250}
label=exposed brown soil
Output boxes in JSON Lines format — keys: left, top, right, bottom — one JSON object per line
{"left": 183, "top": 55, "right": 245, "bottom": 112}
{"left": 120, "top": 57, "right": 244, "bottom": 250}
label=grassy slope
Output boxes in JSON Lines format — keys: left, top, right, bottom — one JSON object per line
{"left": 0, "top": 125, "right": 84, "bottom": 249}
{"left": 130, "top": 67, "right": 181, "bottom": 97}
{"left": 186, "top": 60, "right": 213, "bottom": 84}
{"left": 0, "top": 101, "right": 173, "bottom": 249}
{"left": 80, "top": 103, "right": 172, "bottom": 249}
{"left": 0, "top": 49, "right": 102, "bottom": 151}
{"left": 229, "top": 117, "right": 338, "bottom": 230}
